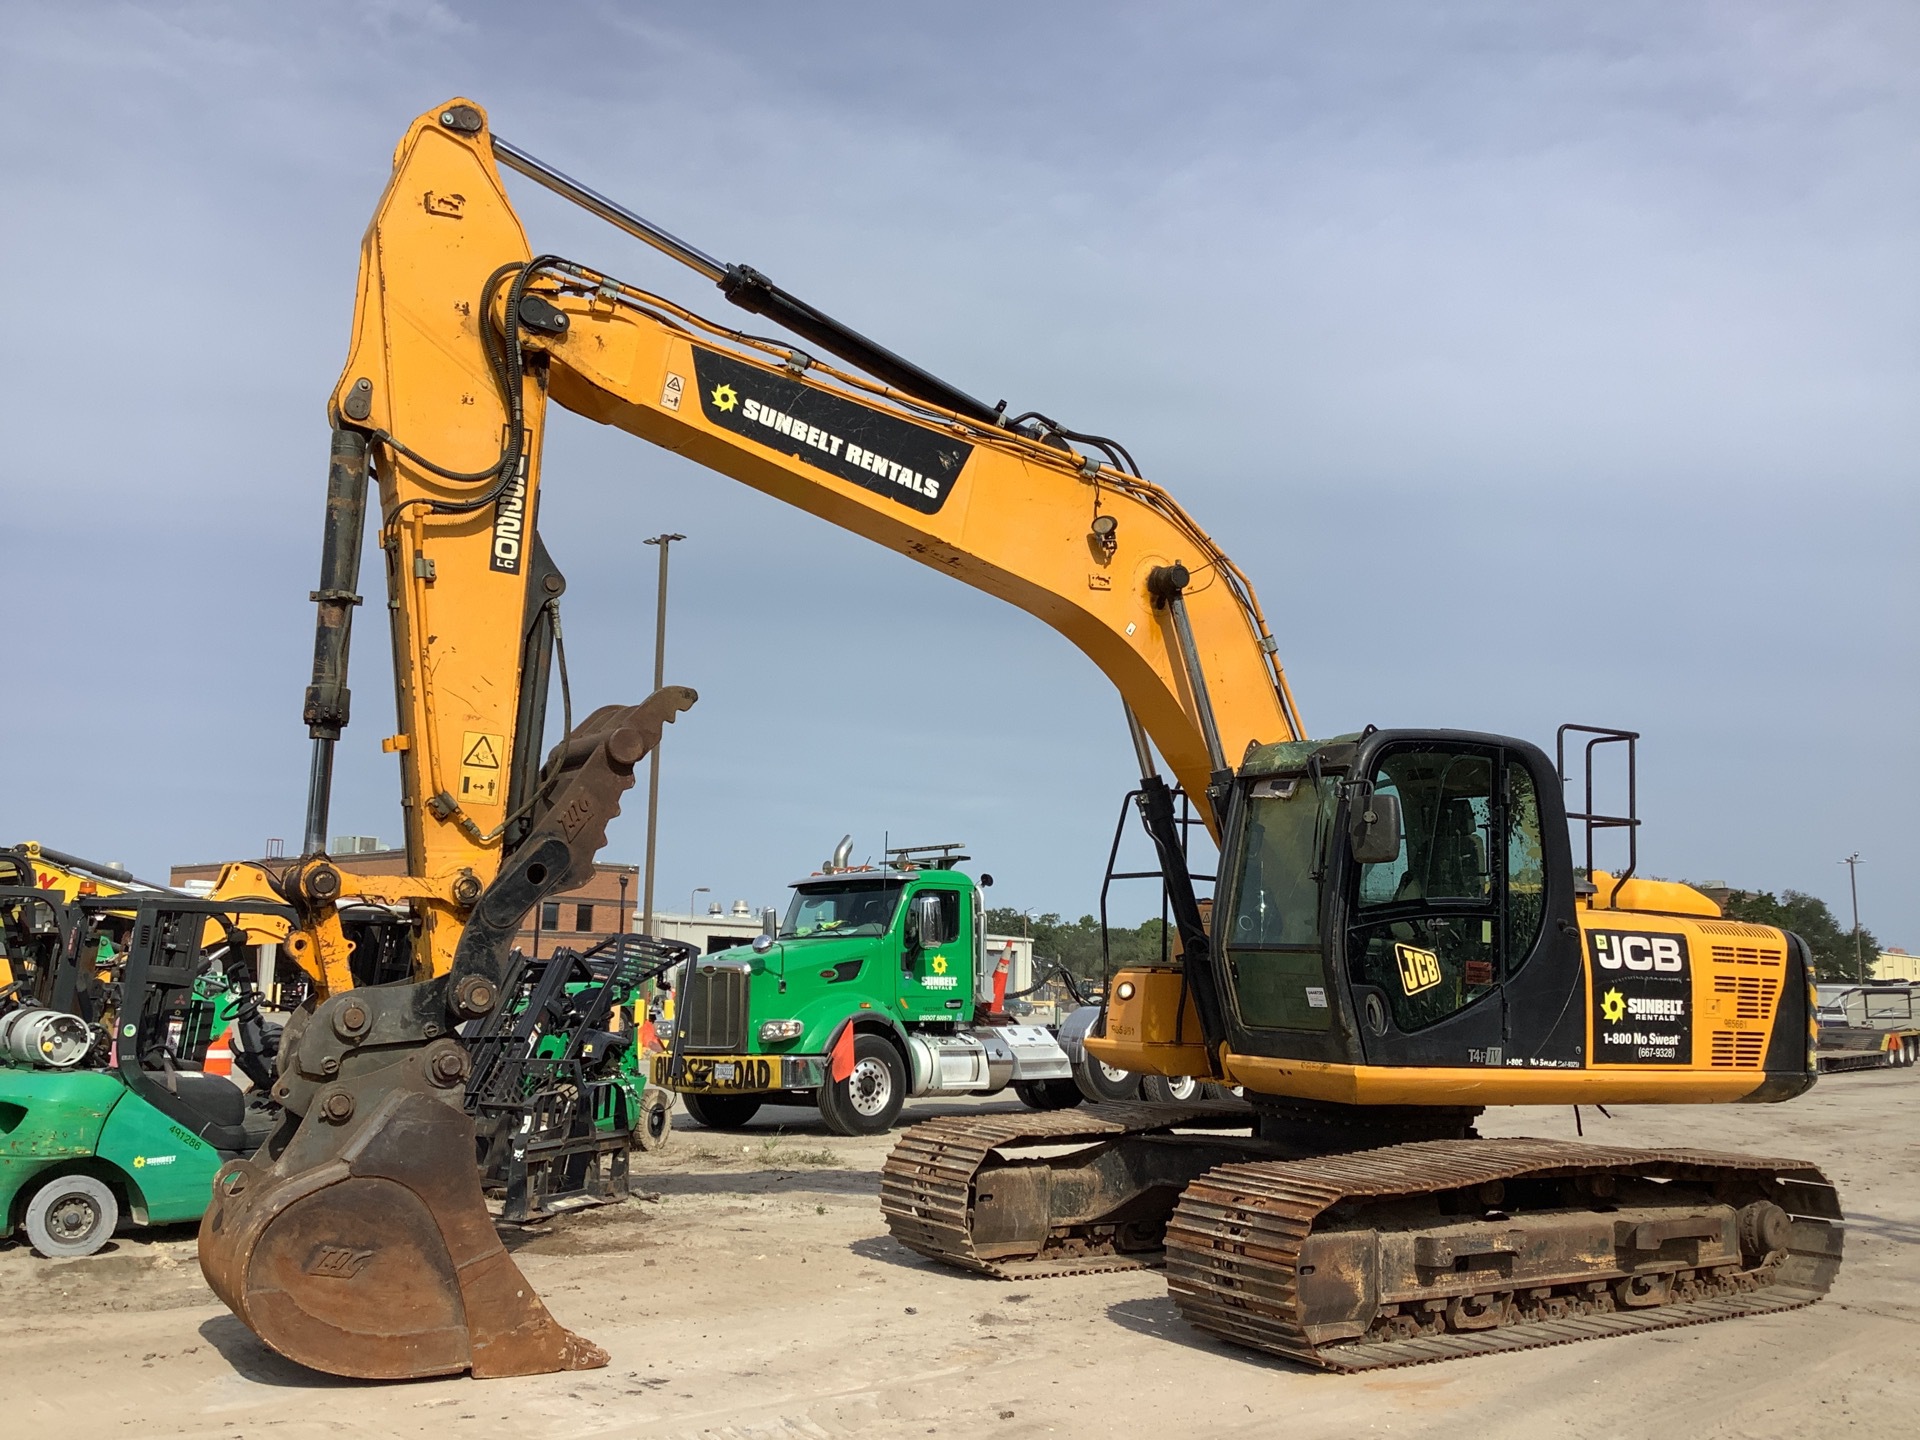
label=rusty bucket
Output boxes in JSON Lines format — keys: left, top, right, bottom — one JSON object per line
{"left": 200, "top": 1044, "right": 608, "bottom": 1379}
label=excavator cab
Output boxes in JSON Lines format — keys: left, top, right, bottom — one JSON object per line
{"left": 1213, "top": 729, "right": 1583, "bottom": 1074}
{"left": 1098, "top": 725, "right": 1817, "bottom": 1113}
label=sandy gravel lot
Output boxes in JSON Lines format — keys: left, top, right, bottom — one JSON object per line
{"left": 5, "top": 1069, "right": 1915, "bottom": 1440}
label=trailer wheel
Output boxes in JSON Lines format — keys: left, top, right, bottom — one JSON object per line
{"left": 1140, "top": 1074, "right": 1203, "bottom": 1104}
{"left": 817, "top": 1034, "right": 906, "bottom": 1136}
{"left": 683, "top": 1094, "right": 762, "bottom": 1130}
{"left": 1014, "top": 1079, "right": 1084, "bottom": 1111}
{"left": 1074, "top": 1052, "right": 1143, "bottom": 1104}
{"left": 635, "top": 1087, "right": 674, "bottom": 1151}
{"left": 23, "top": 1174, "right": 118, "bottom": 1259}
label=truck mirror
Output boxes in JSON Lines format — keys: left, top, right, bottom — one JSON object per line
{"left": 911, "top": 892, "right": 945, "bottom": 948}
{"left": 753, "top": 906, "right": 778, "bottom": 954}
{"left": 1349, "top": 790, "right": 1402, "bottom": 865}
{"left": 979, "top": 873, "right": 994, "bottom": 888}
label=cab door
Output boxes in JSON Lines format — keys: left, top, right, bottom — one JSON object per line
{"left": 899, "top": 884, "right": 969, "bottom": 1021}
{"left": 1343, "top": 743, "right": 1509, "bottom": 1066}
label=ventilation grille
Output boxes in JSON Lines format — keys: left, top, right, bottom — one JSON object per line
{"left": 679, "top": 965, "right": 750, "bottom": 1052}
{"left": 1709, "top": 942, "right": 1786, "bottom": 968}
{"left": 1710, "top": 1031, "right": 1768, "bottom": 1069}
{"left": 1712, "top": 972, "right": 1777, "bottom": 1021}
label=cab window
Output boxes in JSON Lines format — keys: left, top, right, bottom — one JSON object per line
{"left": 1224, "top": 775, "right": 1335, "bottom": 1031}
{"left": 1348, "top": 748, "right": 1498, "bottom": 1031}
{"left": 1505, "top": 761, "right": 1547, "bottom": 969}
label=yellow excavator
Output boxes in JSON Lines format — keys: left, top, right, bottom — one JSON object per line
{"left": 197, "top": 98, "right": 1839, "bottom": 1380}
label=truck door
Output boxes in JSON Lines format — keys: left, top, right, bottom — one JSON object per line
{"left": 900, "top": 884, "right": 969, "bottom": 1022}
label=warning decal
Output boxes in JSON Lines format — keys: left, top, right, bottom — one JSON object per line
{"left": 459, "top": 731, "right": 504, "bottom": 805}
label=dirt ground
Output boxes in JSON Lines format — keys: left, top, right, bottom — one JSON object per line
{"left": 5, "top": 1070, "right": 1916, "bottom": 1440}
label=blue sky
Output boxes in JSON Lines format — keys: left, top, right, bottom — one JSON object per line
{"left": 3, "top": 2, "right": 1914, "bottom": 942}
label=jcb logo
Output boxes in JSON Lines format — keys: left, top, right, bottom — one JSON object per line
{"left": 1589, "top": 931, "right": 1689, "bottom": 977}
{"left": 1394, "top": 942, "right": 1443, "bottom": 996}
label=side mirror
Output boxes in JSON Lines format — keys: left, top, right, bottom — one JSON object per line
{"left": 911, "top": 892, "right": 945, "bottom": 948}
{"left": 1349, "top": 791, "right": 1403, "bottom": 865}
{"left": 752, "top": 905, "right": 778, "bottom": 954}
{"left": 979, "top": 873, "right": 994, "bottom": 889}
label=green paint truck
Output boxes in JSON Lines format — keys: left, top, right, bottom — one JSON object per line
{"left": 652, "top": 841, "right": 1105, "bottom": 1134}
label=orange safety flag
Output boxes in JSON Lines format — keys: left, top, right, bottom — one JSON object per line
{"left": 830, "top": 1025, "right": 856, "bottom": 1083}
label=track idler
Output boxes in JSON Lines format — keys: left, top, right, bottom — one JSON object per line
{"left": 200, "top": 689, "right": 694, "bottom": 1379}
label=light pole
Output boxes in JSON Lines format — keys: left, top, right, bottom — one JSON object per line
{"left": 1842, "top": 853, "right": 1865, "bottom": 981}
{"left": 640, "top": 532, "right": 685, "bottom": 937}
{"left": 689, "top": 886, "right": 710, "bottom": 922}
{"left": 618, "top": 872, "right": 630, "bottom": 936}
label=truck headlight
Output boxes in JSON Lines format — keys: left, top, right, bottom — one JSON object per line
{"left": 759, "top": 1019, "right": 804, "bottom": 1042}
{"left": 1115, "top": 981, "right": 1136, "bottom": 1001}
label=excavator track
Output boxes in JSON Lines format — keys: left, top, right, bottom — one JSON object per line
{"left": 881, "top": 1103, "right": 1256, "bottom": 1278}
{"left": 1166, "top": 1138, "right": 1843, "bottom": 1371}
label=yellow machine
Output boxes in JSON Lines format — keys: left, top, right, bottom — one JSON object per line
{"left": 197, "top": 98, "right": 1839, "bottom": 1379}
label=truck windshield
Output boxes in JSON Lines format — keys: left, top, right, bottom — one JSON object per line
{"left": 781, "top": 880, "right": 906, "bottom": 939}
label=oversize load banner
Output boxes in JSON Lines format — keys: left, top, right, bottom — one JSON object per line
{"left": 692, "top": 348, "right": 972, "bottom": 515}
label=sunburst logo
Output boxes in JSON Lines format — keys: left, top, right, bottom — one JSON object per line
{"left": 710, "top": 383, "right": 738, "bottom": 411}
{"left": 930, "top": 955, "right": 948, "bottom": 975}
{"left": 1600, "top": 987, "right": 1627, "bottom": 1024}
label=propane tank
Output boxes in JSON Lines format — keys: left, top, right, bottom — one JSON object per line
{"left": 0, "top": 1007, "right": 94, "bottom": 1068}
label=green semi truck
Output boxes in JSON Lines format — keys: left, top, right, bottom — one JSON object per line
{"left": 652, "top": 841, "right": 1123, "bottom": 1134}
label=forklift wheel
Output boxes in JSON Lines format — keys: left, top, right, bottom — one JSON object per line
{"left": 635, "top": 1087, "right": 674, "bottom": 1151}
{"left": 24, "top": 1174, "right": 118, "bottom": 1259}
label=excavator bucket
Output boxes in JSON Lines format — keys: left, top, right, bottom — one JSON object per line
{"left": 199, "top": 690, "right": 694, "bottom": 1379}
{"left": 199, "top": 1063, "right": 607, "bottom": 1379}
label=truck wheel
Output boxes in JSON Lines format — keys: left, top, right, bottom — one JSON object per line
{"left": 1074, "top": 1052, "right": 1142, "bottom": 1104}
{"left": 683, "top": 1093, "right": 762, "bottom": 1130}
{"left": 1014, "top": 1079, "right": 1084, "bottom": 1111}
{"left": 817, "top": 1035, "right": 906, "bottom": 1136}
{"left": 1140, "top": 1074, "right": 1203, "bottom": 1104}
{"left": 635, "top": 1087, "right": 674, "bottom": 1151}
{"left": 24, "top": 1174, "right": 118, "bottom": 1258}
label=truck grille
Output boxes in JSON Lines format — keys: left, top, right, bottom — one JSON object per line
{"left": 680, "top": 964, "right": 750, "bottom": 1052}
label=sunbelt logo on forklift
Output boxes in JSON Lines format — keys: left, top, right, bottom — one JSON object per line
{"left": 691, "top": 349, "right": 971, "bottom": 515}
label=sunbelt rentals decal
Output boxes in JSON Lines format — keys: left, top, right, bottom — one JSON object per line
{"left": 691, "top": 349, "right": 972, "bottom": 515}
{"left": 1588, "top": 930, "right": 1693, "bottom": 1064}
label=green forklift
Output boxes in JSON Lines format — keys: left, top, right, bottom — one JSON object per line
{"left": 0, "top": 866, "right": 288, "bottom": 1257}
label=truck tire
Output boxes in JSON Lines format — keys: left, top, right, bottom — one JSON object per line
{"left": 683, "top": 1093, "right": 762, "bottom": 1130}
{"left": 1073, "top": 1047, "right": 1143, "bottom": 1103}
{"left": 635, "top": 1087, "right": 674, "bottom": 1151}
{"left": 1014, "top": 1079, "right": 1083, "bottom": 1111}
{"left": 1140, "top": 1074, "right": 1203, "bottom": 1104}
{"left": 24, "top": 1173, "right": 118, "bottom": 1258}
{"left": 817, "top": 1034, "right": 906, "bottom": 1136}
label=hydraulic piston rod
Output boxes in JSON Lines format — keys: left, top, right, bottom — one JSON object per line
{"left": 300, "top": 427, "right": 370, "bottom": 854}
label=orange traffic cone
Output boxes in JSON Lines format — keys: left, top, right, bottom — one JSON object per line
{"left": 203, "top": 1023, "right": 234, "bottom": 1076}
